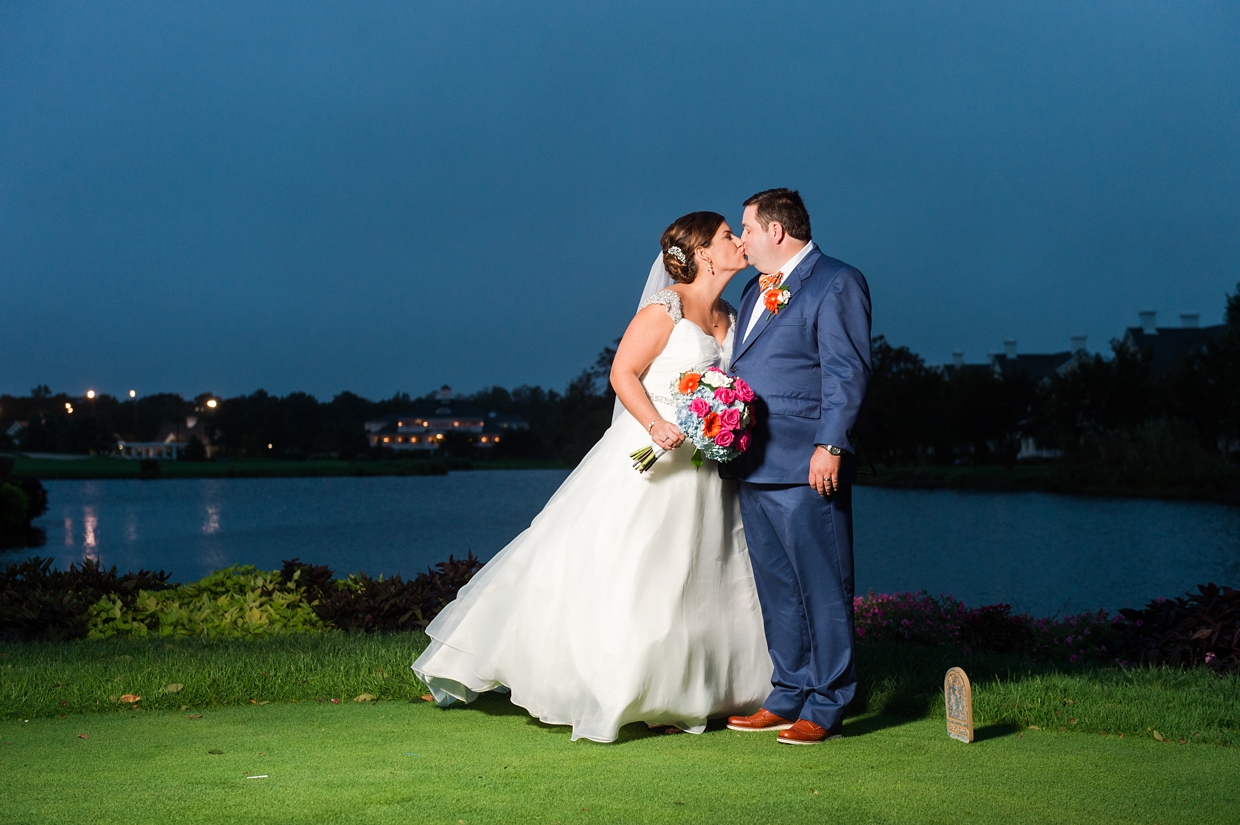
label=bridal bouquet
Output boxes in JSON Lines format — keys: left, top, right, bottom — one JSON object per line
{"left": 630, "top": 367, "right": 755, "bottom": 473}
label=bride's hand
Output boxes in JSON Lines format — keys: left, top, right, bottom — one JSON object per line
{"left": 650, "top": 420, "right": 685, "bottom": 450}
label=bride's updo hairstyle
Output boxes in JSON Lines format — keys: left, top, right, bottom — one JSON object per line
{"left": 660, "top": 211, "right": 725, "bottom": 284}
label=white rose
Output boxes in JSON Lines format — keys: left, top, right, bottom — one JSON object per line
{"left": 700, "top": 371, "right": 727, "bottom": 388}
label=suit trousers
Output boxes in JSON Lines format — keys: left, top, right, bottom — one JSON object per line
{"left": 737, "top": 480, "right": 857, "bottom": 732}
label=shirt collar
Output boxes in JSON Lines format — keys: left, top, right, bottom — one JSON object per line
{"left": 768, "top": 240, "right": 815, "bottom": 283}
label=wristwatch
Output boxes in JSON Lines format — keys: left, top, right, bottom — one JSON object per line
{"left": 817, "top": 444, "right": 845, "bottom": 456}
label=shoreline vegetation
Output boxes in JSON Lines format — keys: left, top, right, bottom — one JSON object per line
{"left": 8, "top": 453, "right": 1239, "bottom": 508}
{"left": 3, "top": 454, "right": 565, "bottom": 480}
{"left": 2, "top": 555, "right": 1235, "bottom": 742}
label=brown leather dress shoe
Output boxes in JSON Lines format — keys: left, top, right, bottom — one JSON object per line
{"left": 777, "top": 719, "right": 842, "bottom": 745}
{"left": 726, "top": 709, "right": 794, "bottom": 732}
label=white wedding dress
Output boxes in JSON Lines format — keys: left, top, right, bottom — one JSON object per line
{"left": 413, "top": 290, "right": 772, "bottom": 742}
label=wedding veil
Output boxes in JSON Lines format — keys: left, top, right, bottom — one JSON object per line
{"left": 611, "top": 253, "right": 673, "bottom": 423}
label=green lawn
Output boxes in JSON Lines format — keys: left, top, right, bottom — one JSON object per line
{"left": 4, "top": 698, "right": 1238, "bottom": 824}
{"left": 3, "top": 635, "right": 1238, "bottom": 823}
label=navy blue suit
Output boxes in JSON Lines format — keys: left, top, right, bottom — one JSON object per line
{"left": 728, "top": 244, "right": 871, "bottom": 733}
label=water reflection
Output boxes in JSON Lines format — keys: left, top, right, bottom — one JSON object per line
{"left": 202, "top": 505, "right": 221, "bottom": 536}
{"left": 16, "top": 474, "right": 1240, "bottom": 617}
{"left": 83, "top": 506, "right": 98, "bottom": 561}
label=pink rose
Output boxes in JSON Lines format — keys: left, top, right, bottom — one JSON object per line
{"left": 720, "top": 407, "right": 741, "bottom": 429}
{"left": 714, "top": 430, "right": 734, "bottom": 447}
{"left": 733, "top": 378, "right": 754, "bottom": 402}
{"left": 737, "top": 433, "right": 751, "bottom": 452}
{"left": 706, "top": 366, "right": 724, "bottom": 374}
{"left": 688, "top": 397, "right": 711, "bottom": 418}
{"left": 713, "top": 387, "right": 737, "bottom": 405}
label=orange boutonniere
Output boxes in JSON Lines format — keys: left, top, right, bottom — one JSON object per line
{"left": 763, "top": 286, "right": 791, "bottom": 316}
{"left": 758, "top": 271, "right": 791, "bottom": 319}
{"left": 677, "top": 372, "right": 702, "bottom": 394}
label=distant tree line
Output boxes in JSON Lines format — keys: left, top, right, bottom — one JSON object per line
{"left": 6, "top": 283, "right": 1240, "bottom": 486}
{"left": 857, "top": 283, "right": 1240, "bottom": 488}
{"left": 0, "top": 345, "right": 619, "bottom": 467}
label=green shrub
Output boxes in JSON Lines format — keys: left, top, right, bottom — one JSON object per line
{"left": 0, "top": 482, "right": 30, "bottom": 531}
{"left": 281, "top": 552, "right": 483, "bottom": 633}
{"left": 87, "top": 566, "right": 327, "bottom": 639}
{"left": 1, "top": 557, "right": 174, "bottom": 641}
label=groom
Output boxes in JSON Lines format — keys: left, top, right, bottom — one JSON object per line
{"left": 725, "top": 188, "right": 872, "bottom": 745}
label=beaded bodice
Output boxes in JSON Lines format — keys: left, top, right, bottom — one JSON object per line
{"left": 638, "top": 289, "right": 736, "bottom": 404}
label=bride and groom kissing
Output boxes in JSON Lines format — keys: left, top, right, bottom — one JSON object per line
{"left": 414, "top": 188, "right": 872, "bottom": 745}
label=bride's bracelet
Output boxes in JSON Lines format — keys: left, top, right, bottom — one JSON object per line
{"left": 647, "top": 418, "right": 660, "bottom": 433}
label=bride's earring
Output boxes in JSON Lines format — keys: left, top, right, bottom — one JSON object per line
{"left": 707, "top": 259, "right": 715, "bottom": 276}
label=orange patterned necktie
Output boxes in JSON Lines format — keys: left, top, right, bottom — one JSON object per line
{"left": 759, "top": 271, "right": 784, "bottom": 291}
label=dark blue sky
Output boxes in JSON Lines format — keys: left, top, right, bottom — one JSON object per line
{"left": 3, "top": 1, "right": 1237, "bottom": 400}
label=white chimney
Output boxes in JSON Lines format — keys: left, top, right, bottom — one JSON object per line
{"left": 952, "top": 351, "right": 964, "bottom": 367}
{"left": 1070, "top": 335, "right": 1087, "bottom": 352}
{"left": 1003, "top": 340, "right": 1017, "bottom": 359}
{"left": 1139, "top": 311, "right": 1157, "bottom": 334}
{"left": 1180, "top": 313, "right": 1200, "bottom": 328}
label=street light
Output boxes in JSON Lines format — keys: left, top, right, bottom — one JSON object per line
{"left": 86, "top": 390, "right": 96, "bottom": 399}
{"left": 129, "top": 390, "right": 136, "bottom": 398}
{"left": 206, "top": 399, "right": 218, "bottom": 408}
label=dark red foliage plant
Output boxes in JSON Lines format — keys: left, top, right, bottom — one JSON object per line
{"left": 1112, "top": 584, "right": 1239, "bottom": 674}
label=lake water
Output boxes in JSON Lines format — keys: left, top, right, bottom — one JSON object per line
{"left": 15, "top": 472, "right": 1240, "bottom": 617}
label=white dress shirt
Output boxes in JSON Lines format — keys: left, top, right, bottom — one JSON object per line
{"left": 743, "top": 240, "right": 816, "bottom": 341}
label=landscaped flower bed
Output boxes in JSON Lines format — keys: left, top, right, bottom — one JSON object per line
{"left": 854, "top": 585, "right": 1238, "bottom": 674}
{"left": 3, "top": 554, "right": 1234, "bottom": 675}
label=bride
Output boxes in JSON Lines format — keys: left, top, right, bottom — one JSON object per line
{"left": 412, "top": 211, "right": 772, "bottom": 742}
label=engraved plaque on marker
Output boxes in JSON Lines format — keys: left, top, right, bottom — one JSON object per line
{"left": 945, "top": 667, "right": 974, "bottom": 743}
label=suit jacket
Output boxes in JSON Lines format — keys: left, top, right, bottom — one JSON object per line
{"left": 727, "top": 245, "right": 872, "bottom": 485}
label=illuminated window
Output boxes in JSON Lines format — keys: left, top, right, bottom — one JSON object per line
{"left": 396, "top": 437, "right": 404, "bottom": 443}
{"left": 411, "top": 437, "right": 419, "bottom": 444}
{"left": 480, "top": 436, "right": 488, "bottom": 443}
{"left": 383, "top": 437, "right": 390, "bottom": 443}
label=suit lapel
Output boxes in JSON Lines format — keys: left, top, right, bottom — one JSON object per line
{"left": 733, "top": 245, "right": 822, "bottom": 363}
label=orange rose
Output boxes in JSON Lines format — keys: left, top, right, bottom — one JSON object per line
{"left": 702, "top": 411, "right": 722, "bottom": 439}
{"left": 678, "top": 372, "right": 701, "bottom": 394}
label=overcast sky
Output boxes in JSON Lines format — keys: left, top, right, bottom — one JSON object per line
{"left": 2, "top": 1, "right": 1237, "bottom": 401}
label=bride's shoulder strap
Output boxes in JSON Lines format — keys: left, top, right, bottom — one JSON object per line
{"left": 722, "top": 299, "right": 737, "bottom": 325}
{"left": 638, "top": 289, "right": 682, "bottom": 323}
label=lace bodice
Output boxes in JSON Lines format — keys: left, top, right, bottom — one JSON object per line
{"left": 638, "top": 289, "right": 736, "bottom": 404}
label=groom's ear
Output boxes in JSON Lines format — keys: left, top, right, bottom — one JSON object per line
{"left": 769, "top": 221, "right": 786, "bottom": 244}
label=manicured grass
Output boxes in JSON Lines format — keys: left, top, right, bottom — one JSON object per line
{"left": 4, "top": 699, "right": 1239, "bottom": 824}
{"left": 4, "top": 636, "right": 1237, "bottom": 748}
{"left": 0, "top": 634, "right": 432, "bottom": 717}
{"left": 7, "top": 456, "right": 566, "bottom": 480}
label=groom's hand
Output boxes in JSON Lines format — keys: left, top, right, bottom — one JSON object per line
{"left": 809, "top": 446, "right": 842, "bottom": 497}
